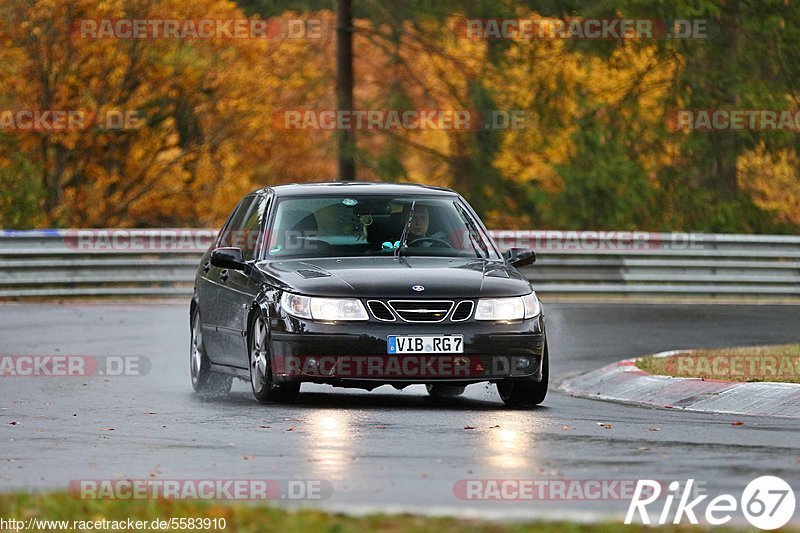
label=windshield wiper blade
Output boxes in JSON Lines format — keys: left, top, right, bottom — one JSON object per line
{"left": 394, "top": 200, "right": 416, "bottom": 259}
{"left": 455, "top": 203, "right": 489, "bottom": 259}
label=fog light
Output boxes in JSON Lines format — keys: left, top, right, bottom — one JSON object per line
{"left": 516, "top": 357, "right": 531, "bottom": 370}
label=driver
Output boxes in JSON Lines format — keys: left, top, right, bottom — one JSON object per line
{"left": 407, "top": 205, "right": 449, "bottom": 246}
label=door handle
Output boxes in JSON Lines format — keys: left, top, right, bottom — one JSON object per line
{"left": 220, "top": 269, "right": 229, "bottom": 282}
{"left": 202, "top": 261, "right": 210, "bottom": 273}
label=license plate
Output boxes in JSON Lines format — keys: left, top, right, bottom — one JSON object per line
{"left": 387, "top": 335, "right": 463, "bottom": 354}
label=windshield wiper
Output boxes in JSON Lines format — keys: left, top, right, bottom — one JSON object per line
{"left": 394, "top": 200, "right": 416, "bottom": 259}
{"left": 455, "top": 203, "right": 489, "bottom": 259}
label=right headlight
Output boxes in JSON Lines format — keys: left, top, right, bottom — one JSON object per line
{"left": 475, "top": 292, "right": 540, "bottom": 321}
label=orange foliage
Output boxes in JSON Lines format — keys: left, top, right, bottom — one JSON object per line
{"left": 0, "top": 1, "right": 797, "bottom": 231}
{"left": 738, "top": 142, "right": 800, "bottom": 225}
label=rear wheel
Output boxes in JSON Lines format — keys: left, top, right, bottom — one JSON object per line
{"left": 497, "top": 342, "right": 549, "bottom": 407}
{"left": 426, "top": 384, "right": 466, "bottom": 399}
{"left": 190, "top": 308, "right": 232, "bottom": 394}
{"left": 249, "top": 314, "right": 300, "bottom": 403}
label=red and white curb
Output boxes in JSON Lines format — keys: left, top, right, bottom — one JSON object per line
{"left": 560, "top": 350, "right": 800, "bottom": 419}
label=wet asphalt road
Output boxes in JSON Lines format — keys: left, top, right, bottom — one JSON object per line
{"left": 2, "top": 301, "right": 800, "bottom": 522}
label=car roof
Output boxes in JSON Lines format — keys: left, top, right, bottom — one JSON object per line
{"left": 254, "top": 181, "right": 458, "bottom": 198}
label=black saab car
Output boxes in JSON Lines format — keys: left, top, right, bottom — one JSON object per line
{"left": 190, "top": 182, "right": 548, "bottom": 407}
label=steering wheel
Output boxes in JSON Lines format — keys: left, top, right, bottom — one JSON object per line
{"left": 408, "top": 237, "right": 453, "bottom": 248}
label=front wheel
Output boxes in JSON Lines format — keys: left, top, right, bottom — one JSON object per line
{"left": 249, "top": 313, "right": 300, "bottom": 403}
{"left": 190, "top": 308, "right": 232, "bottom": 394}
{"left": 497, "top": 343, "right": 549, "bottom": 407}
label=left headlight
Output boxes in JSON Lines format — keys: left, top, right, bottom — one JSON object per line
{"left": 280, "top": 293, "right": 369, "bottom": 321}
{"left": 475, "top": 292, "right": 541, "bottom": 321}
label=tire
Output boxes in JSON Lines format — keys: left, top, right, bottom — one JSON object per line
{"left": 248, "top": 313, "right": 300, "bottom": 403}
{"left": 190, "top": 308, "right": 233, "bottom": 394}
{"left": 426, "top": 384, "right": 466, "bottom": 398}
{"left": 497, "top": 342, "right": 549, "bottom": 407}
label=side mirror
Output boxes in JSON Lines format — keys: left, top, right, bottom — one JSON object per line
{"left": 210, "top": 247, "right": 246, "bottom": 271}
{"left": 504, "top": 248, "right": 536, "bottom": 268}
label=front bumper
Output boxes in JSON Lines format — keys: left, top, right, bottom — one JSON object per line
{"left": 267, "top": 314, "right": 546, "bottom": 385}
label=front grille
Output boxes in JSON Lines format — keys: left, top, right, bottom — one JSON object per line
{"left": 367, "top": 300, "right": 395, "bottom": 321}
{"left": 388, "top": 300, "right": 454, "bottom": 323}
{"left": 451, "top": 300, "right": 474, "bottom": 321}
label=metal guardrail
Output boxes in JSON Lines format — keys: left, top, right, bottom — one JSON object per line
{"left": 0, "top": 229, "right": 799, "bottom": 299}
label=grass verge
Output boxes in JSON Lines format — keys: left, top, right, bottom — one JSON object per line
{"left": 636, "top": 343, "right": 800, "bottom": 383}
{"left": 0, "top": 492, "right": 767, "bottom": 532}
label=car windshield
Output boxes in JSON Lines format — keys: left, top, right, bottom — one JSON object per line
{"left": 264, "top": 195, "right": 500, "bottom": 260}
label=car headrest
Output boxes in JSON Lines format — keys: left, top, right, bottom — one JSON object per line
{"left": 284, "top": 210, "right": 318, "bottom": 235}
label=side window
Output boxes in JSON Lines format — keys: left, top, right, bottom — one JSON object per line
{"left": 240, "top": 196, "right": 269, "bottom": 261}
{"left": 217, "top": 196, "right": 254, "bottom": 248}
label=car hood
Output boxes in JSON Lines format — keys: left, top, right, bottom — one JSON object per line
{"left": 256, "top": 256, "right": 532, "bottom": 298}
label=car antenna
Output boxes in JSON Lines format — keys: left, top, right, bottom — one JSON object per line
{"left": 395, "top": 200, "right": 416, "bottom": 260}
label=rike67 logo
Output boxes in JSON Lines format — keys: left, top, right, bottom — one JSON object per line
{"left": 626, "top": 476, "right": 796, "bottom": 530}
